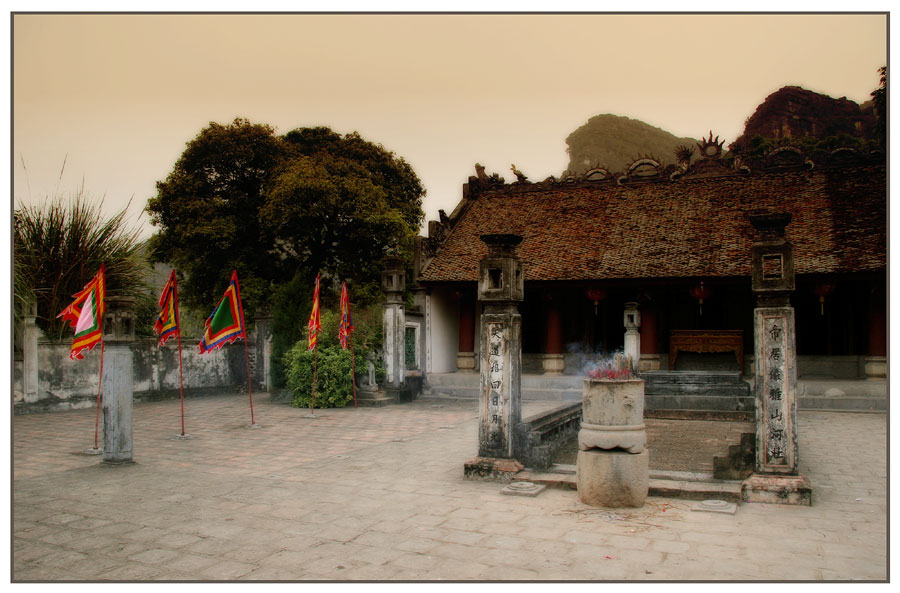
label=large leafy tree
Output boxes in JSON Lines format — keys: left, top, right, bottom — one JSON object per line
{"left": 145, "top": 119, "right": 425, "bottom": 354}
{"left": 146, "top": 118, "right": 286, "bottom": 315}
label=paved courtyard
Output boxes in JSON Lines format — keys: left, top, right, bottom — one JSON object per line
{"left": 12, "top": 393, "right": 888, "bottom": 581}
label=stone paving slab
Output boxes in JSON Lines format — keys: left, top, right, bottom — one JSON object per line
{"left": 12, "top": 393, "right": 887, "bottom": 581}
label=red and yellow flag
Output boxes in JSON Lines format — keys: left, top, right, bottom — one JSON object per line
{"left": 154, "top": 269, "right": 180, "bottom": 347}
{"left": 57, "top": 264, "right": 106, "bottom": 360}
{"left": 199, "top": 270, "right": 246, "bottom": 354}
{"left": 338, "top": 282, "right": 354, "bottom": 350}
{"left": 308, "top": 273, "right": 322, "bottom": 350}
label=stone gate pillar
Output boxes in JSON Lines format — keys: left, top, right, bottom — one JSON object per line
{"left": 22, "top": 299, "right": 40, "bottom": 403}
{"left": 623, "top": 301, "right": 641, "bottom": 370}
{"left": 382, "top": 256, "right": 406, "bottom": 402}
{"left": 101, "top": 296, "right": 136, "bottom": 464}
{"left": 742, "top": 213, "right": 811, "bottom": 504}
{"left": 464, "top": 234, "right": 525, "bottom": 480}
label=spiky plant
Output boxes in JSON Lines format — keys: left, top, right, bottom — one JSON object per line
{"left": 14, "top": 192, "right": 152, "bottom": 341}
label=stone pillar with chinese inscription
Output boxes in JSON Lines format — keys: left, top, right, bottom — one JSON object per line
{"left": 382, "top": 256, "right": 406, "bottom": 403}
{"left": 464, "top": 234, "right": 526, "bottom": 481}
{"left": 102, "top": 296, "right": 136, "bottom": 464}
{"left": 742, "top": 213, "right": 811, "bottom": 505}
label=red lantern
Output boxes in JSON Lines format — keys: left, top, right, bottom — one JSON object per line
{"left": 689, "top": 282, "right": 711, "bottom": 316}
{"left": 812, "top": 282, "right": 835, "bottom": 316}
{"left": 585, "top": 288, "right": 606, "bottom": 316}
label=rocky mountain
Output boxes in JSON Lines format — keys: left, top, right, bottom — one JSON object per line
{"left": 565, "top": 115, "right": 697, "bottom": 176}
{"left": 566, "top": 86, "right": 877, "bottom": 173}
{"left": 728, "top": 86, "right": 876, "bottom": 154}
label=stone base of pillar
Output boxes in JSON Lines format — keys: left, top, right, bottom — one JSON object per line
{"left": 356, "top": 388, "right": 397, "bottom": 407}
{"left": 741, "top": 473, "right": 812, "bottom": 506}
{"left": 577, "top": 449, "right": 649, "bottom": 508}
{"left": 541, "top": 354, "right": 565, "bottom": 374}
{"left": 864, "top": 356, "right": 887, "bottom": 380}
{"left": 456, "top": 352, "right": 476, "bottom": 372}
{"left": 463, "top": 457, "right": 524, "bottom": 482}
{"left": 638, "top": 354, "right": 661, "bottom": 372}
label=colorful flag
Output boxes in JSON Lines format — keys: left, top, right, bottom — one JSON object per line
{"left": 338, "top": 282, "right": 354, "bottom": 350}
{"left": 308, "top": 273, "right": 322, "bottom": 350}
{"left": 57, "top": 264, "right": 106, "bottom": 360}
{"left": 199, "top": 270, "right": 246, "bottom": 354}
{"left": 154, "top": 269, "right": 181, "bottom": 347}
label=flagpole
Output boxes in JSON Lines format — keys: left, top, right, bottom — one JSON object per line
{"left": 350, "top": 334, "right": 358, "bottom": 408}
{"left": 244, "top": 338, "right": 256, "bottom": 426}
{"left": 176, "top": 330, "right": 186, "bottom": 436}
{"left": 311, "top": 344, "right": 318, "bottom": 413}
{"left": 93, "top": 339, "right": 105, "bottom": 450}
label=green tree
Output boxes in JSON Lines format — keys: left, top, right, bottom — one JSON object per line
{"left": 146, "top": 119, "right": 425, "bottom": 387}
{"left": 14, "top": 193, "right": 152, "bottom": 341}
{"left": 145, "top": 118, "right": 286, "bottom": 317}
{"left": 871, "top": 65, "right": 886, "bottom": 149}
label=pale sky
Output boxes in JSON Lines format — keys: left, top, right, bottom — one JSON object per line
{"left": 11, "top": 12, "right": 888, "bottom": 239}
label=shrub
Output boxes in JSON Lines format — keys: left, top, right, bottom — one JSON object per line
{"left": 284, "top": 308, "right": 384, "bottom": 408}
{"left": 285, "top": 344, "right": 355, "bottom": 409}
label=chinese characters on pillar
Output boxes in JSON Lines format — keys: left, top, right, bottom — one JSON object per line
{"left": 486, "top": 323, "right": 505, "bottom": 434}
{"left": 763, "top": 318, "right": 789, "bottom": 466}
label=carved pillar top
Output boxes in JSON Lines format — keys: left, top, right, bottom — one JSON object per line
{"left": 103, "top": 296, "right": 136, "bottom": 343}
{"left": 749, "top": 212, "right": 795, "bottom": 307}
{"left": 478, "top": 234, "right": 524, "bottom": 303}
{"left": 382, "top": 256, "right": 406, "bottom": 305}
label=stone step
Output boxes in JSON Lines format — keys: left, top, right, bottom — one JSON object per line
{"left": 425, "top": 385, "right": 583, "bottom": 401}
{"left": 799, "top": 395, "right": 887, "bottom": 412}
{"left": 512, "top": 467, "right": 743, "bottom": 503}
{"left": 645, "top": 394, "right": 755, "bottom": 413}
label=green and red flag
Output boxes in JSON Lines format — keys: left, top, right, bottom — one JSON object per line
{"left": 57, "top": 264, "right": 106, "bottom": 360}
{"left": 154, "top": 269, "right": 181, "bottom": 347}
{"left": 199, "top": 270, "right": 246, "bottom": 354}
{"left": 338, "top": 282, "right": 354, "bottom": 350}
{"left": 308, "top": 273, "right": 322, "bottom": 350}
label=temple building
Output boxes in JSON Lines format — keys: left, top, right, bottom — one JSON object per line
{"left": 411, "top": 138, "right": 886, "bottom": 396}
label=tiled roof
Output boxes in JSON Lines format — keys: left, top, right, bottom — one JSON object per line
{"left": 419, "top": 164, "right": 886, "bottom": 283}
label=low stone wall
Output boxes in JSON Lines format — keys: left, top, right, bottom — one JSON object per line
{"left": 514, "top": 402, "right": 582, "bottom": 469}
{"left": 14, "top": 338, "right": 264, "bottom": 414}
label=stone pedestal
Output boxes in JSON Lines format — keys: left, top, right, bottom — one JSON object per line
{"left": 865, "top": 356, "right": 886, "bottom": 380}
{"left": 456, "top": 351, "right": 476, "bottom": 372}
{"left": 577, "top": 378, "right": 648, "bottom": 507}
{"left": 541, "top": 353, "right": 565, "bottom": 374}
{"left": 577, "top": 449, "right": 649, "bottom": 508}
{"left": 463, "top": 457, "right": 524, "bottom": 482}
{"left": 638, "top": 354, "right": 661, "bottom": 372}
{"left": 101, "top": 297, "right": 136, "bottom": 464}
{"left": 742, "top": 474, "right": 811, "bottom": 505}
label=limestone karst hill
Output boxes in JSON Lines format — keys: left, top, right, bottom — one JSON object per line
{"left": 565, "top": 114, "right": 697, "bottom": 176}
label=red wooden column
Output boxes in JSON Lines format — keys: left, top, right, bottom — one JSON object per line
{"left": 457, "top": 289, "right": 477, "bottom": 371}
{"left": 542, "top": 292, "right": 564, "bottom": 374}
{"left": 638, "top": 304, "right": 661, "bottom": 371}
{"left": 865, "top": 283, "right": 886, "bottom": 380}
